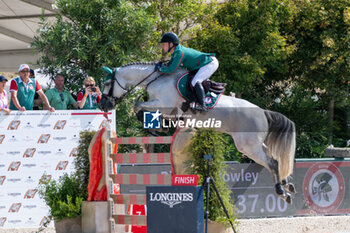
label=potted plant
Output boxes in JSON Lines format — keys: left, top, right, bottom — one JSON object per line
{"left": 189, "top": 129, "right": 238, "bottom": 233}
{"left": 38, "top": 173, "right": 83, "bottom": 233}
{"left": 38, "top": 130, "right": 96, "bottom": 233}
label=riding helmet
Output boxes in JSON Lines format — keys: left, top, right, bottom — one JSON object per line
{"left": 160, "top": 32, "right": 179, "bottom": 45}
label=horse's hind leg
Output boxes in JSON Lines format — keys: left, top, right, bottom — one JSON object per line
{"left": 232, "top": 134, "right": 292, "bottom": 203}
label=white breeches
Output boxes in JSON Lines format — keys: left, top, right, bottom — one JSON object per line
{"left": 191, "top": 56, "right": 219, "bottom": 86}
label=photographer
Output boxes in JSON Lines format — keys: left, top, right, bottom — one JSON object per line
{"left": 77, "top": 76, "right": 102, "bottom": 109}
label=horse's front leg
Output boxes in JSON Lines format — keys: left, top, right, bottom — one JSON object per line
{"left": 134, "top": 100, "right": 163, "bottom": 123}
{"left": 134, "top": 100, "right": 161, "bottom": 114}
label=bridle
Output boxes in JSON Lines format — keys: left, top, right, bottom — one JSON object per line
{"left": 102, "top": 68, "right": 163, "bottom": 106}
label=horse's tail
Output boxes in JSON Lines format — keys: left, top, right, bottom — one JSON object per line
{"left": 264, "top": 110, "right": 296, "bottom": 180}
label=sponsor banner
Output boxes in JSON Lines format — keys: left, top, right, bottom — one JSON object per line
{"left": 146, "top": 186, "right": 204, "bottom": 233}
{"left": 294, "top": 161, "right": 350, "bottom": 215}
{"left": 120, "top": 161, "right": 350, "bottom": 218}
{"left": 0, "top": 110, "right": 115, "bottom": 228}
{"left": 224, "top": 161, "right": 350, "bottom": 218}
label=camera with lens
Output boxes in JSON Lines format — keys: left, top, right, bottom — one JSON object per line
{"left": 91, "top": 87, "right": 96, "bottom": 92}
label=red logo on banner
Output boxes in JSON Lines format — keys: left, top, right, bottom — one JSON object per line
{"left": 23, "top": 148, "right": 36, "bottom": 158}
{"left": 69, "top": 148, "right": 78, "bottom": 157}
{"left": 172, "top": 175, "right": 199, "bottom": 186}
{"left": 54, "top": 120, "right": 67, "bottom": 130}
{"left": 0, "top": 135, "right": 5, "bottom": 144}
{"left": 8, "top": 203, "right": 21, "bottom": 213}
{"left": 40, "top": 216, "right": 51, "bottom": 227}
{"left": 24, "top": 189, "right": 37, "bottom": 199}
{"left": 0, "top": 176, "right": 5, "bottom": 185}
{"left": 39, "top": 174, "right": 52, "bottom": 184}
{"left": 0, "top": 217, "right": 6, "bottom": 227}
{"left": 37, "top": 134, "right": 50, "bottom": 144}
{"left": 8, "top": 121, "right": 20, "bottom": 130}
{"left": 8, "top": 162, "right": 21, "bottom": 171}
{"left": 303, "top": 162, "right": 345, "bottom": 213}
{"left": 56, "top": 161, "right": 69, "bottom": 170}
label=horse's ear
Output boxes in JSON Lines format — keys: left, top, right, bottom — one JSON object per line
{"left": 102, "top": 66, "right": 113, "bottom": 75}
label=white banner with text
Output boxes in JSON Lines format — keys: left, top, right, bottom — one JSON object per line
{"left": 0, "top": 110, "right": 116, "bottom": 228}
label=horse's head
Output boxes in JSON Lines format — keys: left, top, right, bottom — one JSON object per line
{"left": 99, "top": 63, "right": 159, "bottom": 112}
{"left": 100, "top": 66, "right": 123, "bottom": 112}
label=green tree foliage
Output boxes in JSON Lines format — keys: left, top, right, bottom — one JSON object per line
{"left": 288, "top": 0, "right": 350, "bottom": 96}
{"left": 33, "top": 0, "right": 156, "bottom": 92}
{"left": 131, "top": 0, "right": 210, "bottom": 39}
{"left": 192, "top": 0, "right": 350, "bottom": 155}
{"left": 272, "top": 84, "right": 330, "bottom": 157}
{"left": 189, "top": 129, "right": 237, "bottom": 224}
{"left": 39, "top": 174, "right": 83, "bottom": 221}
{"left": 284, "top": 0, "right": 350, "bottom": 141}
{"left": 190, "top": 0, "right": 296, "bottom": 100}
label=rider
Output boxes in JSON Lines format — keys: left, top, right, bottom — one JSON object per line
{"left": 155, "top": 32, "right": 219, "bottom": 112}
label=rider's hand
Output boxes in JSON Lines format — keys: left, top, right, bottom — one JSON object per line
{"left": 154, "top": 62, "right": 162, "bottom": 72}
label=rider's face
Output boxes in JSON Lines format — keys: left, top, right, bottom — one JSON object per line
{"left": 161, "top": 43, "right": 168, "bottom": 54}
{"left": 161, "top": 42, "right": 174, "bottom": 54}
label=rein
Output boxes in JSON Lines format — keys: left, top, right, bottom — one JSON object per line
{"left": 106, "top": 68, "right": 163, "bottom": 104}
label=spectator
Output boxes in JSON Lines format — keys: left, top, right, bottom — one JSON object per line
{"left": 77, "top": 77, "right": 102, "bottom": 109}
{"left": 45, "top": 74, "right": 78, "bottom": 110}
{"left": 0, "top": 75, "right": 10, "bottom": 115}
{"left": 30, "top": 69, "right": 42, "bottom": 110}
{"left": 9, "top": 64, "right": 55, "bottom": 112}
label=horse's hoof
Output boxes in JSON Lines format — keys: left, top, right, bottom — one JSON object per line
{"left": 285, "top": 194, "right": 292, "bottom": 204}
{"left": 280, "top": 193, "right": 292, "bottom": 204}
{"left": 286, "top": 183, "right": 296, "bottom": 194}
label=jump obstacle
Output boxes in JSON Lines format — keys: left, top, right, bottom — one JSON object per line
{"left": 104, "top": 128, "right": 175, "bottom": 232}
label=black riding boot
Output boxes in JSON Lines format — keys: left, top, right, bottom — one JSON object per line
{"left": 193, "top": 83, "right": 208, "bottom": 112}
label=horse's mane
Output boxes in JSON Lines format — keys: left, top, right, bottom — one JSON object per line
{"left": 121, "top": 62, "right": 156, "bottom": 68}
{"left": 119, "top": 61, "right": 187, "bottom": 74}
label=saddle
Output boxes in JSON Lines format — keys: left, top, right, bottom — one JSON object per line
{"left": 202, "top": 80, "right": 226, "bottom": 94}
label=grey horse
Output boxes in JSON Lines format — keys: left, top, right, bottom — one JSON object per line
{"left": 100, "top": 62, "right": 296, "bottom": 203}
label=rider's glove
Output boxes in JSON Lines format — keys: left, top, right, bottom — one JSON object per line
{"left": 154, "top": 62, "right": 162, "bottom": 72}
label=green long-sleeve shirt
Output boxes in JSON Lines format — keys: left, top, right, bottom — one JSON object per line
{"left": 159, "top": 45, "right": 215, "bottom": 73}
